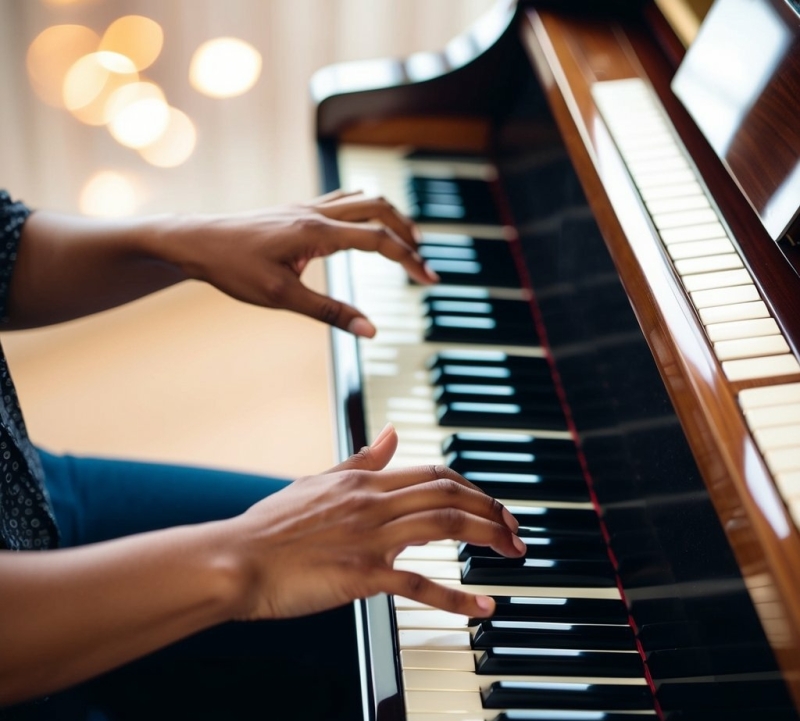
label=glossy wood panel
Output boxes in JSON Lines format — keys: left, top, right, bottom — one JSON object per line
{"left": 521, "top": 6, "right": 800, "bottom": 708}
{"left": 672, "top": 0, "right": 800, "bottom": 242}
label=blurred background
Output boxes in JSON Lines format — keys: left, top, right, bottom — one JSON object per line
{"left": 0, "top": 0, "right": 494, "bottom": 479}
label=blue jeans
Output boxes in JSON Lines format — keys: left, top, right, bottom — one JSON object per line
{"left": 2, "top": 451, "right": 361, "bottom": 721}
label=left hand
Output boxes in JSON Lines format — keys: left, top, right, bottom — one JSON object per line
{"left": 168, "top": 190, "right": 438, "bottom": 337}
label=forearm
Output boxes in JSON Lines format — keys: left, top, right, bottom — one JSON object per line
{"left": 0, "top": 519, "right": 243, "bottom": 706}
{"left": 4, "top": 211, "right": 188, "bottom": 329}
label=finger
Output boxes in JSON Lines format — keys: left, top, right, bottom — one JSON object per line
{"left": 317, "top": 195, "right": 421, "bottom": 250}
{"left": 321, "top": 218, "right": 438, "bottom": 285}
{"left": 373, "top": 567, "right": 496, "bottom": 618}
{"left": 378, "top": 510, "right": 525, "bottom": 559}
{"left": 311, "top": 189, "right": 363, "bottom": 205}
{"left": 376, "top": 478, "right": 512, "bottom": 531}
{"left": 276, "top": 272, "right": 376, "bottom": 337}
{"left": 367, "top": 463, "right": 482, "bottom": 495}
{"left": 325, "top": 423, "right": 398, "bottom": 474}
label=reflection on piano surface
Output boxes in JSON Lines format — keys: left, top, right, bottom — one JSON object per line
{"left": 313, "top": 0, "right": 800, "bottom": 718}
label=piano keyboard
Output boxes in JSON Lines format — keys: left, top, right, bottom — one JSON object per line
{"left": 337, "top": 146, "right": 658, "bottom": 720}
{"left": 591, "top": 78, "right": 800, "bottom": 530}
{"left": 592, "top": 79, "right": 800, "bottom": 383}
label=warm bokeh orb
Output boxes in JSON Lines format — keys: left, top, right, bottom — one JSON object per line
{"left": 189, "top": 37, "right": 262, "bottom": 98}
{"left": 106, "top": 82, "right": 170, "bottom": 148}
{"left": 27, "top": 25, "right": 99, "bottom": 107}
{"left": 79, "top": 171, "right": 139, "bottom": 216}
{"left": 138, "top": 107, "right": 197, "bottom": 168}
{"left": 62, "top": 52, "right": 138, "bottom": 126}
{"left": 100, "top": 15, "right": 164, "bottom": 71}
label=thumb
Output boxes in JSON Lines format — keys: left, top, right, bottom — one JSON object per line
{"left": 326, "top": 423, "right": 398, "bottom": 473}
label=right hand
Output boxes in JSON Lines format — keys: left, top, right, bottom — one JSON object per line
{"left": 225, "top": 424, "right": 524, "bottom": 621}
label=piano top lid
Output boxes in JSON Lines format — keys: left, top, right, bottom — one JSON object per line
{"left": 671, "top": 0, "right": 800, "bottom": 242}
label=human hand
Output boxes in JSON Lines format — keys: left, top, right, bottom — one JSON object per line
{"left": 224, "top": 424, "right": 524, "bottom": 621}
{"left": 169, "top": 191, "right": 438, "bottom": 337}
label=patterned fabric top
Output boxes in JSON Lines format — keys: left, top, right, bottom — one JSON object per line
{"left": 0, "top": 191, "right": 59, "bottom": 550}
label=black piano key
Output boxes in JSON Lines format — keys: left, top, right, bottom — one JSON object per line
{"left": 472, "top": 620, "right": 637, "bottom": 652}
{"left": 505, "top": 505, "right": 602, "bottom": 534}
{"left": 481, "top": 680, "right": 654, "bottom": 711}
{"left": 407, "top": 176, "right": 499, "bottom": 224}
{"left": 462, "top": 556, "right": 615, "bottom": 587}
{"left": 437, "top": 400, "right": 568, "bottom": 431}
{"left": 458, "top": 531, "right": 608, "bottom": 561}
{"left": 461, "top": 471, "right": 590, "bottom": 502}
{"left": 418, "top": 236, "right": 519, "bottom": 288}
{"left": 470, "top": 596, "right": 629, "bottom": 624}
{"left": 442, "top": 432, "right": 579, "bottom": 462}
{"left": 445, "top": 448, "right": 582, "bottom": 477}
{"left": 428, "top": 350, "right": 552, "bottom": 377}
{"left": 477, "top": 646, "right": 644, "bottom": 677}
{"left": 491, "top": 713, "right": 655, "bottom": 721}
{"left": 424, "top": 312, "right": 538, "bottom": 347}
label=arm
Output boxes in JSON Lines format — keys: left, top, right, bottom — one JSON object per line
{"left": 5, "top": 191, "right": 437, "bottom": 333}
{"left": 0, "top": 425, "right": 523, "bottom": 707}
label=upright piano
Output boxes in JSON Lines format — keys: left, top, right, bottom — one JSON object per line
{"left": 312, "top": 1, "right": 800, "bottom": 718}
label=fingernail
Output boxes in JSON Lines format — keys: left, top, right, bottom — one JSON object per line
{"left": 502, "top": 507, "right": 519, "bottom": 532}
{"left": 513, "top": 535, "right": 527, "bottom": 554}
{"left": 347, "top": 317, "right": 376, "bottom": 338}
{"left": 425, "top": 264, "right": 440, "bottom": 282}
{"left": 371, "top": 422, "right": 394, "bottom": 447}
{"left": 476, "top": 595, "right": 495, "bottom": 613}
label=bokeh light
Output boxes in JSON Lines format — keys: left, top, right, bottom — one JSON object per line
{"left": 138, "top": 107, "right": 197, "bottom": 167}
{"left": 63, "top": 52, "right": 138, "bottom": 126}
{"left": 27, "top": 25, "right": 99, "bottom": 107}
{"left": 100, "top": 16, "right": 164, "bottom": 71}
{"left": 79, "top": 171, "right": 139, "bottom": 217}
{"left": 189, "top": 37, "right": 262, "bottom": 98}
{"left": 106, "top": 82, "right": 170, "bottom": 148}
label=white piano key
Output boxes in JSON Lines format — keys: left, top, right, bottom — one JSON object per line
{"left": 739, "top": 383, "right": 800, "bottom": 409}
{"left": 698, "top": 300, "right": 769, "bottom": 325}
{"left": 667, "top": 237, "right": 735, "bottom": 260}
{"left": 645, "top": 194, "right": 710, "bottom": 215}
{"left": 681, "top": 268, "right": 752, "bottom": 292}
{"left": 652, "top": 208, "right": 719, "bottom": 230}
{"left": 690, "top": 284, "right": 760, "bottom": 309}
{"left": 713, "top": 335, "right": 790, "bottom": 362}
{"left": 396, "top": 610, "right": 470, "bottom": 629}
{"left": 777, "top": 470, "right": 800, "bottom": 499}
{"left": 401, "top": 649, "right": 476, "bottom": 672}
{"left": 436, "top": 580, "right": 621, "bottom": 600}
{"left": 659, "top": 222, "right": 727, "bottom": 244}
{"left": 417, "top": 222, "right": 512, "bottom": 240}
{"left": 398, "top": 544, "right": 461, "bottom": 562}
{"left": 638, "top": 180, "right": 704, "bottom": 201}
{"left": 627, "top": 156, "right": 690, "bottom": 178}
{"left": 764, "top": 447, "right": 800, "bottom": 475}
{"left": 753, "top": 424, "right": 800, "bottom": 451}
{"left": 404, "top": 690, "right": 483, "bottom": 714}
{"left": 398, "top": 629, "right": 472, "bottom": 650}
{"left": 744, "top": 403, "right": 800, "bottom": 429}
{"left": 404, "top": 158, "right": 497, "bottom": 182}
{"left": 705, "top": 318, "right": 781, "bottom": 342}
{"left": 393, "top": 559, "right": 463, "bottom": 580}
{"left": 723, "top": 354, "right": 800, "bottom": 381}
{"left": 633, "top": 168, "right": 697, "bottom": 188}
{"left": 674, "top": 253, "right": 743, "bottom": 276}
{"left": 404, "top": 669, "right": 649, "bottom": 692}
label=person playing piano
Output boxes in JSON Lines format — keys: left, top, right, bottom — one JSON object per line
{"left": 0, "top": 188, "right": 525, "bottom": 717}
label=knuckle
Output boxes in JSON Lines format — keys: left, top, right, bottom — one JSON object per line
{"left": 404, "top": 573, "right": 426, "bottom": 597}
{"left": 489, "top": 497, "right": 504, "bottom": 519}
{"left": 317, "top": 297, "right": 343, "bottom": 326}
{"left": 262, "top": 275, "right": 289, "bottom": 305}
{"left": 433, "top": 478, "right": 461, "bottom": 497}
{"left": 436, "top": 507, "right": 465, "bottom": 536}
{"left": 294, "top": 216, "right": 327, "bottom": 235}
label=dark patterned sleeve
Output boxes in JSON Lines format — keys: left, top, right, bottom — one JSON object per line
{"left": 0, "top": 190, "right": 32, "bottom": 323}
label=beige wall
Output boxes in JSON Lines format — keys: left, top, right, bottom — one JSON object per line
{"left": 0, "top": 0, "right": 495, "bottom": 478}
